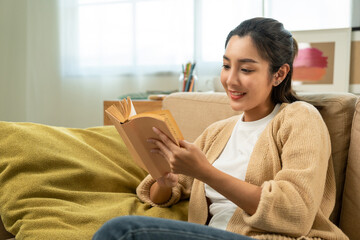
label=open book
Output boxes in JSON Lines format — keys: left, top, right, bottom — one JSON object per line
{"left": 105, "top": 97, "right": 184, "bottom": 179}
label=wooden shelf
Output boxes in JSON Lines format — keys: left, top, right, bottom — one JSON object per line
{"left": 103, "top": 99, "right": 163, "bottom": 125}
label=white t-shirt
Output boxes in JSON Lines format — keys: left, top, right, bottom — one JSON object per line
{"left": 204, "top": 104, "right": 281, "bottom": 230}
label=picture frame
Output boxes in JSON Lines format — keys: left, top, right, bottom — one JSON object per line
{"left": 290, "top": 28, "right": 352, "bottom": 92}
{"left": 349, "top": 30, "right": 360, "bottom": 94}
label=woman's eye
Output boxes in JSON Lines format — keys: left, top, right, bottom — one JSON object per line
{"left": 241, "top": 68, "right": 253, "bottom": 73}
{"left": 222, "top": 64, "right": 230, "bottom": 70}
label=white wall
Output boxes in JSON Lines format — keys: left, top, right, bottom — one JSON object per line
{"left": 352, "top": 0, "right": 360, "bottom": 27}
{"left": 0, "top": 0, "right": 27, "bottom": 122}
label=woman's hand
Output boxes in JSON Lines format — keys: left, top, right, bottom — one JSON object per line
{"left": 149, "top": 173, "right": 177, "bottom": 204}
{"left": 149, "top": 127, "right": 261, "bottom": 215}
{"left": 156, "top": 172, "right": 178, "bottom": 188}
{"left": 148, "top": 127, "right": 211, "bottom": 180}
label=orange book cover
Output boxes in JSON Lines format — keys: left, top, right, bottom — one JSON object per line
{"left": 105, "top": 97, "right": 184, "bottom": 179}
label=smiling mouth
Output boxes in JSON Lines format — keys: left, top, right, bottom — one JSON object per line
{"left": 229, "top": 91, "right": 246, "bottom": 99}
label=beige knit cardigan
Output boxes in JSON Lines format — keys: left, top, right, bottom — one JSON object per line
{"left": 137, "top": 101, "right": 348, "bottom": 240}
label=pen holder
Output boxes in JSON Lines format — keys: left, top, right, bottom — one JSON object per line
{"left": 179, "top": 72, "right": 197, "bottom": 92}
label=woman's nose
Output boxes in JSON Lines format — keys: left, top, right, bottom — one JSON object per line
{"left": 227, "top": 69, "right": 240, "bottom": 86}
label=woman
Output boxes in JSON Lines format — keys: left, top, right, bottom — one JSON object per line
{"left": 93, "top": 17, "right": 348, "bottom": 240}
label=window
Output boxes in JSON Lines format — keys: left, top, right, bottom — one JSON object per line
{"left": 265, "top": 0, "right": 352, "bottom": 31}
{"left": 59, "top": 0, "right": 353, "bottom": 77}
{"left": 60, "top": 0, "right": 194, "bottom": 77}
{"left": 195, "top": 0, "right": 262, "bottom": 75}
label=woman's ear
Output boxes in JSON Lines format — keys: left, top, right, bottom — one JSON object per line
{"left": 272, "top": 63, "right": 290, "bottom": 86}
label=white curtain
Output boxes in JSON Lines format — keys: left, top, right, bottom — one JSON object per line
{"left": 1, "top": 0, "right": 171, "bottom": 128}
{"left": 59, "top": 0, "right": 194, "bottom": 77}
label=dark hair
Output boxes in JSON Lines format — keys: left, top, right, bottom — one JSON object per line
{"left": 225, "top": 17, "right": 299, "bottom": 104}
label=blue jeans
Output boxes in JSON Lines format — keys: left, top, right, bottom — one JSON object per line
{"left": 93, "top": 216, "right": 255, "bottom": 240}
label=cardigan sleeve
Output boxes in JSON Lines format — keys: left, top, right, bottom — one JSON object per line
{"left": 136, "top": 173, "right": 193, "bottom": 207}
{"left": 242, "top": 102, "right": 333, "bottom": 237}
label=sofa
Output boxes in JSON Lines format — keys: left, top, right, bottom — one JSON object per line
{"left": 0, "top": 92, "right": 359, "bottom": 240}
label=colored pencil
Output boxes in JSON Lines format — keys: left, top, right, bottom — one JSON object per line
{"left": 185, "top": 62, "right": 196, "bottom": 92}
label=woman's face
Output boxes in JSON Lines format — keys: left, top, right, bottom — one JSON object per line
{"left": 221, "top": 35, "right": 277, "bottom": 122}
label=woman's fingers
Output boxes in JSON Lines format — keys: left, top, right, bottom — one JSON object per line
{"left": 150, "top": 147, "right": 167, "bottom": 159}
{"left": 148, "top": 137, "right": 172, "bottom": 157}
{"left": 150, "top": 129, "right": 209, "bottom": 178}
{"left": 152, "top": 127, "right": 178, "bottom": 151}
{"left": 179, "top": 139, "right": 192, "bottom": 149}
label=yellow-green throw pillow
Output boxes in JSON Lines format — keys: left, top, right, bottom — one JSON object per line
{"left": 0, "top": 122, "right": 188, "bottom": 240}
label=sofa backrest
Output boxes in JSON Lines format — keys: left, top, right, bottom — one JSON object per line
{"left": 163, "top": 92, "right": 357, "bottom": 230}
{"left": 298, "top": 92, "right": 357, "bottom": 226}
{"left": 163, "top": 92, "right": 240, "bottom": 142}
{"left": 340, "top": 97, "right": 360, "bottom": 240}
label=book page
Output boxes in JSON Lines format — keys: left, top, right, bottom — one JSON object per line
{"left": 106, "top": 97, "right": 137, "bottom": 123}
{"left": 128, "top": 98, "right": 137, "bottom": 117}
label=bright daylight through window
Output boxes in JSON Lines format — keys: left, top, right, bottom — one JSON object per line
{"left": 59, "top": 0, "right": 352, "bottom": 77}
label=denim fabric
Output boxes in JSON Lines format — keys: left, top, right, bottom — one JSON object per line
{"left": 93, "top": 216, "right": 255, "bottom": 240}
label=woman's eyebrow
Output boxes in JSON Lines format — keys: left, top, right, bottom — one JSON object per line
{"left": 238, "top": 58, "right": 258, "bottom": 63}
{"left": 223, "top": 55, "right": 230, "bottom": 61}
{"left": 223, "top": 55, "right": 258, "bottom": 63}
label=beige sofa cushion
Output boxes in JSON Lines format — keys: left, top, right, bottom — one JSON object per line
{"left": 340, "top": 97, "right": 360, "bottom": 240}
{"left": 298, "top": 93, "right": 357, "bottom": 226}
{"left": 163, "top": 92, "right": 357, "bottom": 226}
{"left": 163, "top": 92, "right": 240, "bottom": 142}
